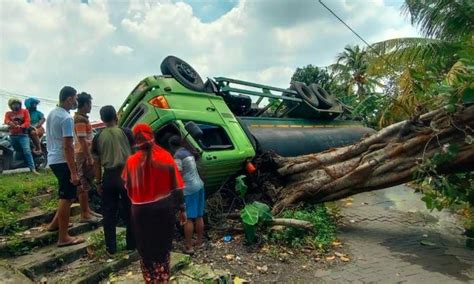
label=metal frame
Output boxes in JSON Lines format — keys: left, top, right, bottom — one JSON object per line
{"left": 214, "top": 77, "right": 341, "bottom": 118}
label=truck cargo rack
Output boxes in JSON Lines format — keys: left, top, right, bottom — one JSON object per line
{"left": 214, "top": 77, "right": 343, "bottom": 120}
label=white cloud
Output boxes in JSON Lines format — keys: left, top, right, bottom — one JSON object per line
{"left": 111, "top": 45, "right": 134, "bottom": 55}
{"left": 0, "top": 0, "right": 420, "bottom": 117}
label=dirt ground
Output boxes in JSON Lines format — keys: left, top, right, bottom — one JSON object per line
{"left": 110, "top": 217, "right": 351, "bottom": 283}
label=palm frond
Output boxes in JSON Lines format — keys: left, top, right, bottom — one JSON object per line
{"left": 367, "top": 37, "right": 460, "bottom": 75}
{"left": 403, "top": 0, "right": 474, "bottom": 41}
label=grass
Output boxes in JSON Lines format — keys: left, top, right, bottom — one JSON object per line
{"left": 88, "top": 230, "right": 128, "bottom": 260}
{"left": 0, "top": 170, "right": 57, "bottom": 229}
{"left": 269, "top": 205, "right": 337, "bottom": 251}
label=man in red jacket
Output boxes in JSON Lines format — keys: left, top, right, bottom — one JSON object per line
{"left": 3, "top": 98, "right": 38, "bottom": 174}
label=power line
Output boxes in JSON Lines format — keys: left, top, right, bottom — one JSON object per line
{"left": 318, "top": 0, "right": 399, "bottom": 72}
{"left": 0, "top": 89, "right": 102, "bottom": 108}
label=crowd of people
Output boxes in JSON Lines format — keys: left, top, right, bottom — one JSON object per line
{"left": 3, "top": 86, "right": 206, "bottom": 283}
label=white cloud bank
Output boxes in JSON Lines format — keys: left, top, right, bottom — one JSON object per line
{"left": 0, "top": 0, "right": 419, "bottom": 118}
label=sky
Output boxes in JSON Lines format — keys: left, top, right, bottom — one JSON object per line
{"left": 0, "top": 0, "right": 420, "bottom": 120}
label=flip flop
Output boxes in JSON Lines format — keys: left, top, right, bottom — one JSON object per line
{"left": 79, "top": 216, "right": 102, "bottom": 224}
{"left": 47, "top": 223, "right": 73, "bottom": 232}
{"left": 183, "top": 248, "right": 195, "bottom": 255}
{"left": 57, "top": 236, "right": 85, "bottom": 247}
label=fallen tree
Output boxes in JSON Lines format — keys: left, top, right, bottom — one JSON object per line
{"left": 249, "top": 104, "right": 474, "bottom": 214}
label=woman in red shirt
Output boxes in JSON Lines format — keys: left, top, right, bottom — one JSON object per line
{"left": 122, "top": 124, "right": 186, "bottom": 283}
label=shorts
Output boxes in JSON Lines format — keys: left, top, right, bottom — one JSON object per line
{"left": 50, "top": 163, "right": 77, "bottom": 200}
{"left": 184, "top": 188, "right": 205, "bottom": 219}
{"left": 75, "top": 153, "right": 94, "bottom": 192}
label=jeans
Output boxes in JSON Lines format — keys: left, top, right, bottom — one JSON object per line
{"left": 102, "top": 166, "right": 135, "bottom": 254}
{"left": 10, "top": 135, "right": 35, "bottom": 171}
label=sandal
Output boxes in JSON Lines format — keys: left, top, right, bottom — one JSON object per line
{"left": 183, "top": 248, "right": 195, "bottom": 255}
{"left": 57, "top": 236, "right": 85, "bottom": 247}
{"left": 47, "top": 223, "right": 73, "bottom": 232}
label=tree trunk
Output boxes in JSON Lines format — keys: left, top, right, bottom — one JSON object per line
{"left": 252, "top": 105, "right": 474, "bottom": 214}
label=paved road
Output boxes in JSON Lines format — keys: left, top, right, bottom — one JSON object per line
{"left": 314, "top": 185, "right": 473, "bottom": 283}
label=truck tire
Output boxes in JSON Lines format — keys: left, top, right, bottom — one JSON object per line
{"left": 291, "top": 81, "right": 319, "bottom": 108}
{"left": 160, "top": 56, "right": 206, "bottom": 92}
{"left": 309, "top": 83, "right": 336, "bottom": 109}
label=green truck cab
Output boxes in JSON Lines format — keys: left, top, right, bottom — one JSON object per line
{"left": 118, "top": 57, "right": 373, "bottom": 193}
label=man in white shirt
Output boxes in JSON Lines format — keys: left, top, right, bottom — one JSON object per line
{"left": 46, "top": 86, "right": 85, "bottom": 247}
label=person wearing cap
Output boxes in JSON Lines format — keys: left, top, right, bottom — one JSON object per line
{"left": 122, "top": 123, "right": 186, "bottom": 283}
{"left": 91, "top": 105, "right": 135, "bottom": 255}
{"left": 169, "top": 135, "right": 205, "bottom": 255}
{"left": 4, "top": 98, "right": 38, "bottom": 175}
{"left": 25, "top": 97, "right": 45, "bottom": 155}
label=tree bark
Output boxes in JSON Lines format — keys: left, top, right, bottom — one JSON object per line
{"left": 251, "top": 105, "right": 474, "bottom": 214}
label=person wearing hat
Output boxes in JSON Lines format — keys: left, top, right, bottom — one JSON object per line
{"left": 168, "top": 135, "right": 205, "bottom": 255}
{"left": 122, "top": 123, "right": 186, "bottom": 283}
{"left": 25, "top": 97, "right": 45, "bottom": 155}
{"left": 4, "top": 98, "right": 38, "bottom": 175}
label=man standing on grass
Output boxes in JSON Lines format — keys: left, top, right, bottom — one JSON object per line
{"left": 46, "top": 86, "right": 85, "bottom": 247}
{"left": 92, "top": 105, "right": 135, "bottom": 255}
{"left": 73, "top": 92, "right": 101, "bottom": 224}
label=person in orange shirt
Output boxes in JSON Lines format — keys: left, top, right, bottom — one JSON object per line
{"left": 3, "top": 98, "right": 38, "bottom": 174}
{"left": 73, "top": 92, "right": 101, "bottom": 224}
{"left": 122, "top": 124, "right": 186, "bottom": 284}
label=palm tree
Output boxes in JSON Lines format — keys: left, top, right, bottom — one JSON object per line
{"left": 367, "top": 0, "right": 474, "bottom": 126}
{"left": 330, "top": 45, "right": 370, "bottom": 96}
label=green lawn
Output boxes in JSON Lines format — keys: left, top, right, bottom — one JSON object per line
{"left": 0, "top": 171, "right": 57, "bottom": 229}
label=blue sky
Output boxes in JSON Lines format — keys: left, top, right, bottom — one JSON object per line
{"left": 0, "top": 0, "right": 419, "bottom": 119}
{"left": 181, "top": 0, "right": 238, "bottom": 22}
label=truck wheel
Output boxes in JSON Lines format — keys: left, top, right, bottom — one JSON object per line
{"left": 291, "top": 81, "right": 319, "bottom": 108}
{"left": 160, "top": 56, "right": 206, "bottom": 92}
{"left": 309, "top": 84, "right": 336, "bottom": 109}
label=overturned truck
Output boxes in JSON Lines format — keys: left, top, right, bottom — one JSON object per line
{"left": 118, "top": 56, "right": 474, "bottom": 212}
{"left": 117, "top": 56, "right": 374, "bottom": 194}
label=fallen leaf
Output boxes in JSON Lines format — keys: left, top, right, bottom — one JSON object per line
{"left": 345, "top": 202, "right": 353, "bottom": 206}
{"left": 234, "top": 276, "right": 249, "bottom": 284}
{"left": 86, "top": 246, "right": 94, "bottom": 257}
{"left": 334, "top": 252, "right": 344, "bottom": 257}
{"left": 224, "top": 254, "right": 235, "bottom": 260}
{"left": 257, "top": 265, "right": 268, "bottom": 273}
{"left": 340, "top": 256, "right": 350, "bottom": 262}
{"left": 331, "top": 241, "right": 342, "bottom": 247}
{"left": 126, "top": 272, "right": 133, "bottom": 277}
{"left": 325, "top": 256, "right": 336, "bottom": 261}
{"left": 315, "top": 257, "right": 321, "bottom": 262}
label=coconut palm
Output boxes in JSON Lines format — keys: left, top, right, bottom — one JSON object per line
{"left": 366, "top": 0, "right": 474, "bottom": 126}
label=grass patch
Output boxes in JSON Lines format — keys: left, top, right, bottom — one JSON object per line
{"left": 88, "top": 230, "right": 128, "bottom": 260}
{"left": 0, "top": 171, "right": 56, "bottom": 229}
{"left": 269, "top": 205, "right": 337, "bottom": 251}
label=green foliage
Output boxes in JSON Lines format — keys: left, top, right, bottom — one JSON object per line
{"left": 291, "top": 65, "right": 333, "bottom": 90}
{"left": 0, "top": 171, "right": 57, "bottom": 229}
{"left": 88, "top": 230, "right": 128, "bottom": 259}
{"left": 235, "top": 175, "right": 248, "bottom": 199}
{"left": 269, "top": 205, "right": 336, "bottom": 251}
{"left": 240, "top": 201, "right": 272, "bottom": 243}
